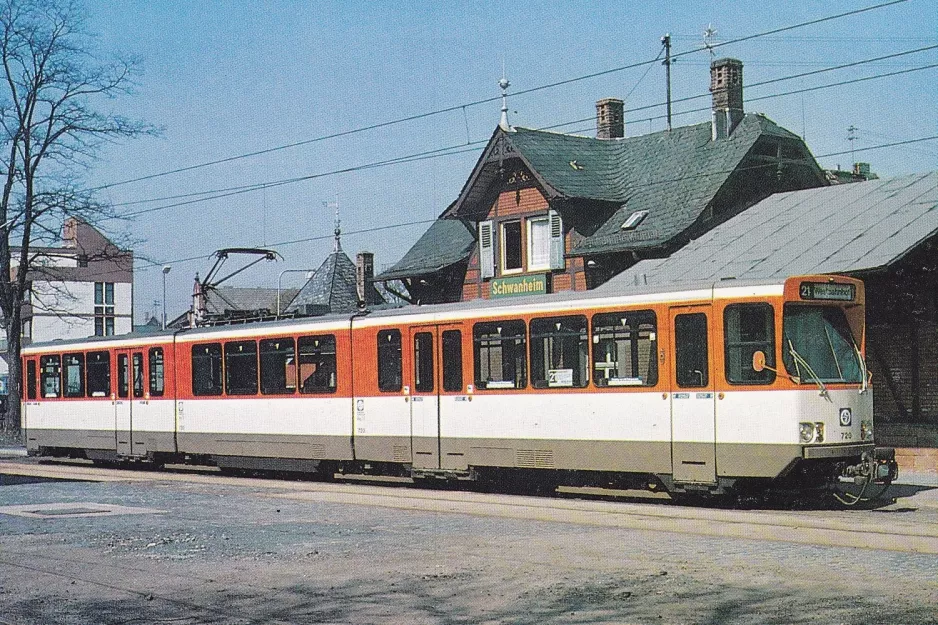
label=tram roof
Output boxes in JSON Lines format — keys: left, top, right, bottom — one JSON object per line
{"left": 24, "top": 275, "right": 794, "bottom": 351}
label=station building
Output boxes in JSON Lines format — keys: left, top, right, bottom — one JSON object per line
{"left": 377, "top": 58, "right": 827, "bottom": 303}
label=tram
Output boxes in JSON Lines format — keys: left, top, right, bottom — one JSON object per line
{"left": 20, "top": 274, "right": 898, "bottom": 497}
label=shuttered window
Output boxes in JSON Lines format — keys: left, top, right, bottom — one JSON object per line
{"left": 478, "top": 220, "right": 494, "bottom": 279}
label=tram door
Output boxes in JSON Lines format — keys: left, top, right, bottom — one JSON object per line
{"left": 668, "top": 306, "right": 717, "bottom": 483}
{"left": 408, "top": 324, "right": 464, "bottom": 471}
{"left": 115, "top": 350, "right": 145, "bottom": 456}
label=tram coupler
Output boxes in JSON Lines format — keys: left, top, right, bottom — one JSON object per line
{"left": 837, "top": 448, "right": 898, "bottom": 486}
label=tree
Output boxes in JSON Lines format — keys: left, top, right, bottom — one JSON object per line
{"left": 0, "top": 0, "right": 153, "bottom": 433}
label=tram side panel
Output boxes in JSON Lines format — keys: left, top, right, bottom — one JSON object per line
{"left": 351, "top": 324, "right": 413, "bottom": 464}
{"left": 23, "top": 350, "right": 118, "bottom": 456}
{"left": 432, "top": 306, "right": 673, "bottom": 476}
{"left": 173, "top": 328, "right": 355, "bottom": 464}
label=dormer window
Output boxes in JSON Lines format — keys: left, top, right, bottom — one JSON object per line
{"left": 621, "top": 210, "right": 648, "bottom": 231}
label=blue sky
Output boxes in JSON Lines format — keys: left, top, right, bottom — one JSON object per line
{"left": 80, "top": 1, "right": 937, "bottom": 321}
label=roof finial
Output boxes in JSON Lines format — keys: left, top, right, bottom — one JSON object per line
{"left": 498, "top": 61, "right": 513, "bottom": 132}
{"left": 324, "top": 196, "right": 341, "bottom": 252}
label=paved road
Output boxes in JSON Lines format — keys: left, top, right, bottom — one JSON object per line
{"left": 1, "top": 459, "right": 937, "bottom": 624}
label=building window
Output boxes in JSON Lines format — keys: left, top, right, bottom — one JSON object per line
{"left": 298, "top": 335, "right": 337, "bottom": 394}
{"left": 473, "top": 320, "right": 527, "bottom": 390}
{"left": 259, "top": 338, "right": 296, "bottom": 395}
{"left": 148, "top": 348, "right": 164, "bottom": 396}
{"left": 592, "top": 311, "right": 658, "bottom": 387}
{"left": 527, "top": 216, "right": 550, "bottom": 271}
{"left": 224, "top": 340, "right": 258, "bottom": 396}
{"left": 501, "top": 221, "right": 522, "bottom": 273}
{"left": 87, "top": 351, "right": 110, "bottom": 397}
{"left": 192, "top": 343, "right": 223, "bottom": 396}
{"left": 94, "top": 282, "right": 115, "bottom": 336}
{"left": 530, "top": 316, "right": 588, "bottom": 388}
{"left": 724, "top": 304, "right": 775, "bottom": 385}
{"left": 377, "top": 330, "right": 402, "bottom": 392}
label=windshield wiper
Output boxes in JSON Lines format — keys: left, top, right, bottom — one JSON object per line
{"left": 787, "top": 341, "right": 828, "bottom": 397}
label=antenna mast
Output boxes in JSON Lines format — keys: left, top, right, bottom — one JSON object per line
{"left": 661, "top": 33, "right": 672, "bottom": 131}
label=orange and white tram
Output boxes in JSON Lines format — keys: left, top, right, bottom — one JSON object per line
{"left": 20, "top": 274, "right": 898, "bottom": 496}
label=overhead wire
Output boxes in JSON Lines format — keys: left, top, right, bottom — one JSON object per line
{"left": 115, "top": 134, "right": 938, "bottom": 277}
{"left": 89, "top": 0, "right": 912, "bottom": 192}
{"left": 104, "top": 56, "right": 938, "bottom": 219}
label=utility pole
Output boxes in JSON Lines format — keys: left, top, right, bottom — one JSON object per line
{"left": 661, "top": 33, "right": 672, "bottom": 131}
{"left": 847, "top": 125, "right": 858, "bottom": 167}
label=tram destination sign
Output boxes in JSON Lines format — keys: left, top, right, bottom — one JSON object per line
{"left": 799, "top": 281, "right": 855, "bottom": 302}
{"left": 490, "top": 274, "right": 547, "bottom": 299}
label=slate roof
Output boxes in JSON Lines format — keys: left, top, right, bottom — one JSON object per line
{"left": 601, "top": 171, "right": 938, "bottom": 288}
{"left": 205, "top": 287, "right": 300, "bottom": 315}
{"left": 377, "top": 217, "right": 476, "bottom": 281}
{"left": 287, "top": 248, "right": 384, "bottom": 314}
{"left": 384, "top": 114, "right": 818, "bottom": 279}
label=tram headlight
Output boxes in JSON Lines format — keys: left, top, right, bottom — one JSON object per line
{"left": 814, "top": 422, "right": 824, "bottom": 443}
{"left": 799, "top": 422, "right": 816, "bottom": 443}
{"left": 861, "top": 420, "right": 873, "bottom": 441}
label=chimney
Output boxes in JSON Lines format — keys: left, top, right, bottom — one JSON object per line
{"left": 596, "top": 98, "right": 624, "bottom": 139}
{"left": 710, "top": 58, "right": 744, "bottom": 140}
{"left": 356, "top": 251, "right": 375, "bottom": 306}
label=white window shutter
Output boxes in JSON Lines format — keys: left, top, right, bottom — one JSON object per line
{"left": 548, "top": 210, "right": 565, "bottom": 270}
{"left": 479, "top": 220, "right": 495, "bottom": 279}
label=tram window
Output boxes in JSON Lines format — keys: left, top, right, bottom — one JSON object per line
{"left": 117, "top": 354, "right": 129, "bottom": 398}
{"left": 299, "top": 335, "right": 337, "bottom": 394}
{"left": 260, "top": 338, "right": 296, "bottom": 395}
{"left": 530, "top": 315, "right": 588, "bottom": 389}
{"left": 26, "top": 360, "right": 37, "bottom": 400}
{"left": 724, "top": 304, "right": 776, "bottom": 384}
{"left": 413, "top": 332, "right": 434, "bottom": 393}
{"left": 442, "top": 330, "right": 463, "bottom": 392}
{"left": 674, "top": 313, "right": 709, "bottom": 388}
{"left": 225, "top": 340, "right": 258, "bottom": 395}
{"left": 592, "top": 311, "right": 658, "bottom": 387}
{"left": 377, "top": 330, "right": 402, "bottom": 392}
{"left": 63, "top": 353, "right": 85, "bottom": 398}
{"left": 192, "top": 343, "right": 223, "bottom": 396}
{"left": 473, "top": 320, "right": 527, "bottom": 390}
{"left": 39, "top": 355, "right": 61, "bottom": 398}
{"left": 148, "top": 348, "right": 164, "bottom": 396}
{"left": 132, "top": 353, "right": 145, "bottom": 398}
{"left": 87, "top": 351, "right": 111, "bottom": 397}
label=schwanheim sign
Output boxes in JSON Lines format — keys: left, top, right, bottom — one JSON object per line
{"left": 490, "top": 274, "right": 547, "bottom": 299}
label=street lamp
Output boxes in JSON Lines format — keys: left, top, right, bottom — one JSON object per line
{"left": 277, "top": 268, "right": 315, "bottom": 316}
{"left": 161, "top": 265, "right": 171, "bottom": 330}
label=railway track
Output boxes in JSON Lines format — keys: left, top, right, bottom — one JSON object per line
{"left": 3, "top": 458, "right": 937, "bottom": 555}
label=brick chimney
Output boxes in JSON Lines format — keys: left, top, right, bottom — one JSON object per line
{"left": 356, "top": 251, "right": 375, "bottom": 306}
{"left": 710, "top": 58, "right": 744, "bottom": 140}
{"left": 596, "top": 98, "right": 625, "bottom": 139}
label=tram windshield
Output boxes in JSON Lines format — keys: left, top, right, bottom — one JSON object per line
{"left": 782, "top": 305, "right": 863, "bottom": 385}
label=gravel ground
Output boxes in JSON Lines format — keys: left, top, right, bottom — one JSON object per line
{"left": 1, "top": 469, "right": 937, "bottom": 625}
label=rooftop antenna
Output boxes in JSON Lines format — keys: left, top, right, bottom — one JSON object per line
{"left": 703, "top": 23, "right": 718, "bottom": 58}
{"left": 324, "top": 196, "right": 341, "bottom": 252}
{"left": 498, "top": 60, "right": 512, "bottom": 132}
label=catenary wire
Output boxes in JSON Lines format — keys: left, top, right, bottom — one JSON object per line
{"left": 117, "top": 134, "right": 937, "bottom": 276}
{"left": 105, "top": 59, "right": 938, "bottom": 217}
{"left": 89, "top": 0, "right": 911, "bottom": 192}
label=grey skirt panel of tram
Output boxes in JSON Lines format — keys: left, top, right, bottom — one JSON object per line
{"left": 176, "top": 432, "right": 354, "bottom": 461}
